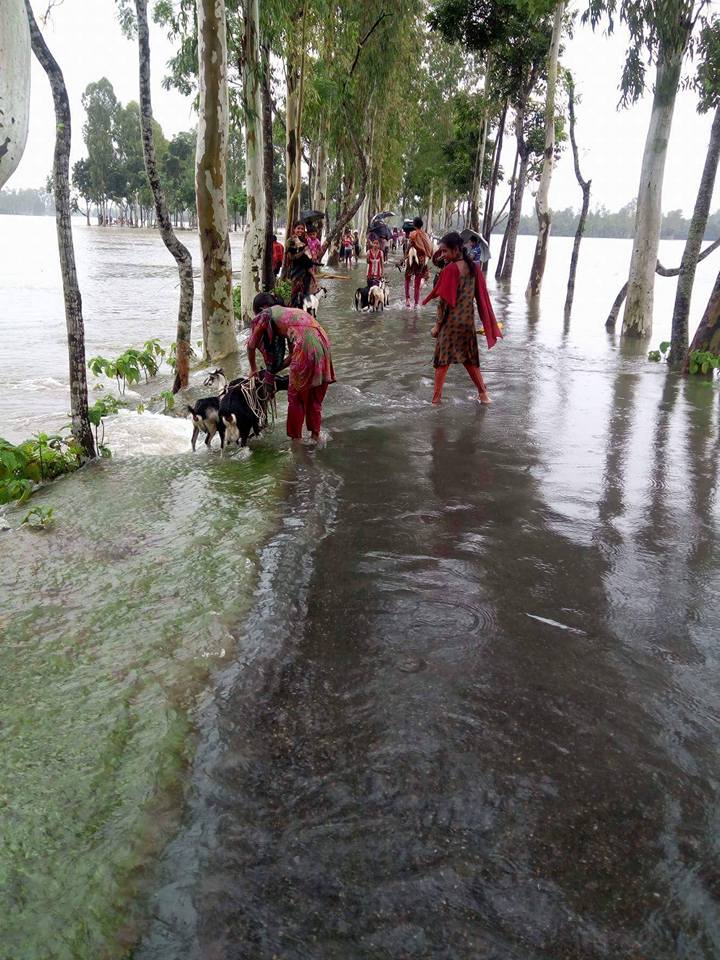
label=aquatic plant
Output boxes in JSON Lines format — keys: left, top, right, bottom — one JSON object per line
{"left": 648, "top": 341, "right": 670, "bottom": 362}
{"left": 21, "top": 505, "right": 55, "bottom": 529}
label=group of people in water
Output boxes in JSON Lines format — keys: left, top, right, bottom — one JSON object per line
{"left": 250, "top": 219, "right": 501, "bottom": 443}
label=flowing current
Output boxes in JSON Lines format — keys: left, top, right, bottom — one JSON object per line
{"left": 1, "top": 216, "right": 720, "bottom": 959}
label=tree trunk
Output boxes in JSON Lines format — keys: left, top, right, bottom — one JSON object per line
{"left": 469, "top": 56, "right": 492, "bottom": 232}
{"left": 483, "top": 101, "right": 507, "bottom": 242}
{"left": 622, "top": 43, "right": 686, "bottom": 337}
{"left": 196, "top": 0, "right": 236, "bottom": 358}
{"left": 526, "top": 0, "right": 564, "bottom": 298}
{"left": 313, "top": 135, "right": 329, "bottom": 231}
{"left": 1, "top": 0, "right": 31, "bottom": 188}
{"left": 685, "top": 268, "right": 720, "bottom": 370}
{"left": 134, "top": 0, "right": 194, "bottom": 392}
{"left": 669, "top": 103, "right": 720, "bottom": 367}
{"left": 285, "top": 6, "right": 307, "bottom": 232}
{"left": 25, "top": 0, "right": 94, "bottom": 458}
{"left": 320, "top": 127, "right": 368, "bottom": 262}
{"left": 563, "top": 73, "right": 591, "bottom": 322}
{"left": 499, "top": 109, "right": 528, "bottom": 284}
{"left": 426, "top": 181, "right": 434, "bottom": 236}
{"left": 261, "top": 43, "right": 274, "bottom": 292}
{"left": 240, "top": 0, "right": 266, "bottom": 326}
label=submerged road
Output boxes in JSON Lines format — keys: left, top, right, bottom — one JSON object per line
{"left": 139, "top": 269, "right": 720, "bottom": 959}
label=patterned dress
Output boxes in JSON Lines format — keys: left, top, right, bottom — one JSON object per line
{"left": 248, "top": 306, "right": 335, "bottom": 393}
{"left": 432, "top": 267, "right": 480, "bottom": 368}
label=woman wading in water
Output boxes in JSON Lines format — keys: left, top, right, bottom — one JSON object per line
{"left": 248, "top": 294, "right": 335, "bottom": 442}
{"left": 423, "top": 231, "right": 502, "bottom": 405}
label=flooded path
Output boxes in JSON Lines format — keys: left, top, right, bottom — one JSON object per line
{"left": 136, "top": 267, "right": 720, "bottom": 959}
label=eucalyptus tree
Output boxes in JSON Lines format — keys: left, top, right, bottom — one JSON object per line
{"left": 585, "top": 0, "right": 709, "bottom": 338}
{"left": 24, "top": 0, "right": 95, "bottom": 457}
{"left": 0, "top": 0, "right": 31, "bottom": 189}
{"left": 670, "top": 17, "right": 720, "bottom": 367}
{"left": 526, "top": 0, "right": 565, "bottom": 298}
{"left": 196, "top": 0, "right": 236, "bottom": 356}
{"left": 81, "top": 78, "right": 121, "bottom": 223}
{"left": 563, "top": 70, "right": 592, "bottom": 321}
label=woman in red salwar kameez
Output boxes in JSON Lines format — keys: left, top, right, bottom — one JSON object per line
{"left": 422, "top": 231, "right": 502, "bottom": 405}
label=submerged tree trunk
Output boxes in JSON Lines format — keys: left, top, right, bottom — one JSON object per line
{"left": 261, "top": 43, "right": 274, "bottom": 292}
{"left": 668, "top": 104, "right": 720, "bottom": 367}
{"left": 526, "top": 0, "right": 564, "bottom": 298}
{"left": 563, "top": 73, "right": 591, "bottom": 322}
{"left": 196, "top": 0, "right": 236, "bottom": 358}
{"left": 25, "top": 0, "right": 94, "bottom": 457}
{"left": 622, "top": 43, "right": 686, "bottom": 337}
{"left": 1, "top": 0, "right": 31, "bottom": 188}
{"left": 685, "top": 268, "right": 720, "bottom": 370}
{"left": 135, "top": 0, "right": 194, "bottom": 391}
{"left": 240, "top": 0, "right": 266, "bottom": 326}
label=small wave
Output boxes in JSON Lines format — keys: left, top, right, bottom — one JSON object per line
{"left": 103, "top": 409, "right": 191, "bottom": 457}
{"left": 10, "top": 376, "right": 66, "bottom": 391}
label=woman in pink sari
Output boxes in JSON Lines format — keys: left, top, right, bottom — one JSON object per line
{"left": 248, "top": 294, "right": 335, "bottom": 441}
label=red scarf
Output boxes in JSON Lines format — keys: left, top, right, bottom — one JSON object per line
{"left": 422, "top": 262, "right": 503, "bottom": 350}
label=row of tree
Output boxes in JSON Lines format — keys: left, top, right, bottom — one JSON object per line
{"left": 4, "top": 0, "right": 720, "bottom": 465}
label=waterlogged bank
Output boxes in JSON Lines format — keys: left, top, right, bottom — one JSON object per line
{"left": 0, "top": 414, "right": 291, "bottom": 959}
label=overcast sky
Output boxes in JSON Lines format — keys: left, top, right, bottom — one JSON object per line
{"left": 7, "top": 0, "right": 716, "bottom": 216}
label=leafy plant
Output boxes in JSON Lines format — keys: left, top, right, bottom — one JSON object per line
{"left": 89, "top": 340, "right": 167, "bottom": 394}
{"left": 159, "top": 390, "right": 175, "bottom": 412}
{"left": 21, "top": 505, "right": 55, "bottom": 529}
{"left": 688, "top": 349, "right": 720, "bottom": 375}
{"left": 648, "top": 341, "right": 670, "bottom": 362}
{"left": 87, "top": 395, "right": 120, "bottom": 454}
{"left": 232, "top": 284, "right": 242, "bottom": 322}
{"left": 273, "top": 278, "right": 292, "bottom": 305}
{"left": 0, "top": 433, "right": 83, "bottom": 505}
{"left": 166, "top": 340, "right": 197, "bottom": 371}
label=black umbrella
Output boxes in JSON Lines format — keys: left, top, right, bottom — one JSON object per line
{"left": 460, "top": 229, "right": 491, "bottom": 262}
{"left": 402, "top": 219, "right": 414, "bottom": 233}
{"left": 369, "top": 221, "right": 392, "bottom": 240}
{"left": 372, "top": 210, "right": 396, "bottom": 220}
{"left": 300, "top": 209, "right": 325, "bottom": 223}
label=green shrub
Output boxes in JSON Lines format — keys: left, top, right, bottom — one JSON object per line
{"left": 89, "top": 340, "right": 166, "bottom": 394}
{"left": 688, "top": 349, "right": 720, "bottom": 375}
{"left": 273, "top": 278, "right": 292, "bottom": 305}
{"left": 648, "top": 341, "right": 670, "bottom": 363}
{"left": 0, "top": 433, "right": 83, "bottom": 505}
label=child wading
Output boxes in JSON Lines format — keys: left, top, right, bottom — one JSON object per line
{"left": 366, "top": 237, "right": 384, "bottom": 287}
{"left": 423, "top": 231, "right": 502, "bottom": 405}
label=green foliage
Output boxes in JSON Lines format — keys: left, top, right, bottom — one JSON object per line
{"left": 89, "top": 340, "right": 166, "bottom": 394}
{"left": 688, "top": 348, "right": 720, "bottom": 374}
{"left": 87, "top": 395, "right": 120, "bottom": 457}
{"left": 159, "top": 390, "right": 175, "bottom": 412}
{"left": 273, "top": 278, "right": 293, "bottom": 305}
{"left": 0, "top": 434, "right": 84, "bottom": 505}
{"left": 21, "top": 506, "right": 55, "bottom": 530}
{"left": 232, "top": 285, "right": 242, "bottom": 323}
{"left": 648, "top": 341, "right": 671, "bottom": 362}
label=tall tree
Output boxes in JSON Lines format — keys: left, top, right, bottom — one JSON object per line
{"left": 526, "top": 0, "right": 565, "bottom": 298}
{"left": 670, "top": 17, "right": 720, "bottom": 367}
{"left": 0, "top": 0, "right": 31, "bottom": 188}
{"left": 124, "top": 0, "right": 196, "bottom": 391}
{"left": 240, "top": 0, "right": 267, "bottom": 324}
{"left": 24, "top": 0, "right": 95, "bottom": 458}
{"left": 563, "top": 70, "right": 591, "bottom": 321}
{"left": 196, "top": 0, "right": 236, "bottom": 358}
{"left": 585, "top": 0, "right": 707, "bottom": 337}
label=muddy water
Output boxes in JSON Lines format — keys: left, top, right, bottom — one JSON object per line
{"left": 138, "top": 265, "right": 717, "bottom": 957}
{"left": 2, "top": 218, "right": 720, "bottom": 959}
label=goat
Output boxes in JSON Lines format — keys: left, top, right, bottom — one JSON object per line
{"left": 303, "top": 286, "right": 328, "bottom": 318}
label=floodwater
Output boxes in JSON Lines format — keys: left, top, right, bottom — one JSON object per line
{"left": 1, "top": 215, "right": 720, "bottom": 959}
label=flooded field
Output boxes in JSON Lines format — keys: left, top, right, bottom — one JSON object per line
{"left": 1, "top": 216, "right": 719, "bottom": 958}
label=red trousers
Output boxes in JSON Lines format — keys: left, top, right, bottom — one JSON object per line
{"left": 287, "top": 383, "right": 329, "bottom": 438}
{"left": 405, "top": 273, "right": 423, "bottom": 304}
